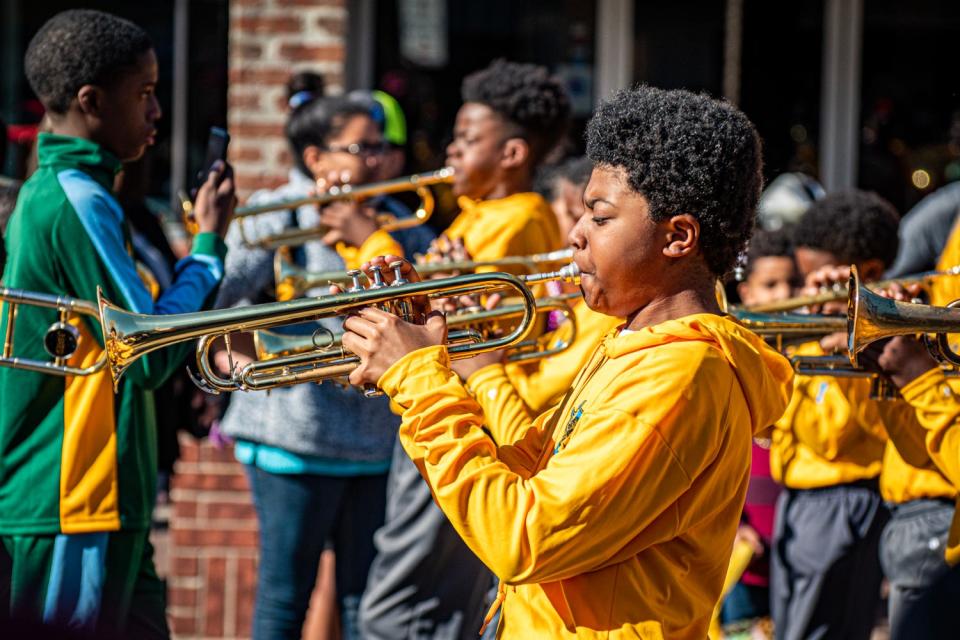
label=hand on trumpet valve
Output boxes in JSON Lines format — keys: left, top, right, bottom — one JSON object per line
{"left": 332, "top": 255, "right": 448, "bottom": 387}
{"left": 802, "top": 264, "right": 850, "bottom": 315}
{"left": 424, "top": 233, "right": 470, "bottom": 265}
{"left": 449, "top": 293, "right": 507, "bottom": 381}
{"left": 192, "top": 160, "right": 237, "bottom": 237}
{"left": 315, "top": 170, "right": 379, "bottom": 248}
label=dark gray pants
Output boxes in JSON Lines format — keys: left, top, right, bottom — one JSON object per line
{"left": 880, "top": 499, "right": 960, "bottom": 640}
{"left": 358, "top": 436, "right": 493, "bottom": 640}
{"left": 771, "top": 482, "right": 889, "bottom": 640}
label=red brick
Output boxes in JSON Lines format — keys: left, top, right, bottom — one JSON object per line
{"left": 172, "top": 556, "right": 199, "bottom": 577}
{"left": 278, "top": 44, "right": 345, "bottom": 63}
{"left": 235, "top": 173, "right": 287, "bottom": 194}
{"left": 178, "top": 439, "right": 200, "bottom": 462}
{"left": 174, "top": 472, "right": 251, "bottom": 492}
{"left": 206, "top": 501, "right": 257, "bottom": 521}
{"left": 234, "top": 42, "right": 263, "bottom": 60}
{"left": 204, "top": 557, "right": 227, "bottom": 636}
{"left": 173, "top": 500, "right": 198, "bottom": 519}
{"left": 276, "top": 0, "right": 344, "bottom": 6}
{"left": 315, "top": 16, "right": 346, "bottom": 37}
{"left": 230, "top": 93, "right": 262, "bottom": 110}
{"left": 172, "top": 528, "right": 259, "bottom": 548}
{"left": 275, "top": 148, "right": 292, "bottom": 165}
{"left": 236, "top": 556, "right": 257, "bottom": 637}
{"left": 169, "top": 586, "right": 199, "bottom": 607}
{"left": 228, "top": 121, "right": 285, "bottom": 138}
{"left": 170, "top": 613, "right": 197, "bottom": 635}
{"left": 233, "top": 15, "right": 302, "bottom": 34}
{"left": 229, "top": 67, "right": 295, "bottom": 85}
{"left": 200, "top": 442, "right": 243, "bottom": 465}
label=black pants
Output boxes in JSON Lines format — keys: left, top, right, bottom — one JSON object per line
{"left": 880, "top": 499, "right": 960, "bottom": 640}
{"left": 358, "top": 436, "right": 492, "bottom": 640}
{"left": 771, "top": 482, "right": 889, "bottom": 640}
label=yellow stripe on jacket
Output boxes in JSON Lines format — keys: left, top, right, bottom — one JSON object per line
{"left": 770, "top": 342, "right": 887, "bottom": 489}
{"left": 61, "top": 318, "right": 120, "bottom": 533}
{"left": 380, "top": 314, "right": 793, "bottom": 638}
{"left": 336, "top": 229, "right": 405, "bottom": 270}
{"left": 466, "top": 300, "right": 621, "bottom": 446}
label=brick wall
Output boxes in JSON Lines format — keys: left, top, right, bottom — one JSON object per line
{"left": 228, "top": 0, "right": 348, "bottom": 200}
{"left": 167, "top": 437, "right": 258, "bottom": 639}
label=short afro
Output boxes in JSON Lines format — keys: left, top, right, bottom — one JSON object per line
{"left": 586, "top": 86, "right": 763, "bottom": 276}
{"left": 794, "top": 190, "right": 900, "bottom": 266}
{"left": 25, "top": 10, "right": 153, "bottom": 114}
{"left": 742, "top": 227, "right": 794, "bottom": 278}
{"left": 461, "top": 59, "right": 571, "bottom": 166}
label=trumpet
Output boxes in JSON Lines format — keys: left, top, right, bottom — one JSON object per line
{"left": 253, "top": 292, "right": 581, "bottom": 372}
{"left": 1, "top": 288, "right": 107, "bottom": 377}
{"left": 743, "top": 265, "right": 960, "bottom": 314}
{"left": 224, "top": 167, "right": 454, "bottom": 250}
{"left": 273, "top": 247, "right": 574, "bottom": 301}
{"left": 730, "top": 309, "right": 847, "bottom": 351}
{"left": 98, "top": 262, "right": 581, "bottom": 394}
{"left": 847, "top": 265, "right": 960, "bottom": 367}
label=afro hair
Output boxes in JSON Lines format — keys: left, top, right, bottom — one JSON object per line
{"left": 742, "top": 227, "right": 795, "bottom": 278}
{"left": 461, "top": 59, "right": 571, "bottom": 165}
{"left": 25, "top": 10, "right": 153, "bottom": 114}
{"left": 586, "top": 86, "right": 763, "bottom": 276}
{"left": 793, "top": 190, "right": 900, "bottom": 266}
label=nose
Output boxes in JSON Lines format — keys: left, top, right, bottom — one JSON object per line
{"left": 149, "top": 94, "right": 162, "bottom": 122}
{"left": 568, "top": 214, "right": 587, "bottom": 250}
{"left": 445, "top": 139, "right": 459, "bottom": 160}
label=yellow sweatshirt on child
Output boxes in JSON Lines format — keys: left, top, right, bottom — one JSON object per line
{"left": 466, "top": 301, "right": 621, "bottom": 444}
{"left": 379, "top": 313, "right": 793, "bottom": 638}
{"left": 770, "top": 342, "right": 887, "bottom": 489}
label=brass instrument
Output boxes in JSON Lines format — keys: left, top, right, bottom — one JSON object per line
{"left": 847, "top": 265, "right": 960, "bottom": 367}
{"left": 253, "top": 292, "right": 581, "bottom": 368}
{"left": 98, "top": 262, "right": 581, "bottom": 394}
{"left": 273, "top": 247, "right": 574, "bottom": 301}
{"left": 730, "top": 309, "right": 846, "bottom": 350}
{"left": 225, "top": 167, "right": 454, "bottom": 250}
{"left": 1, "top": 288, "right": 107, "bottom": 376}
{"left": 743, "top": 265, "right": 960, "bottom": 314}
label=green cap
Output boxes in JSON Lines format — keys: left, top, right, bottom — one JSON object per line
{"left": 372, "top": 90, "right": 407, "bottom": 146}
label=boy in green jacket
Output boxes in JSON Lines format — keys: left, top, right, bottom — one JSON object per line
{"left": 0, "top": 10, "right": 233, "bottom": 637}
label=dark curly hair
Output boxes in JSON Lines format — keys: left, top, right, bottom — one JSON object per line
{"left": 793, "top": 190, "right": 900, "bottom": 266}
{"left": 461, "top": 59, "right": 571, "bottom": 166}
{"left": 25, "top": 10, "right": 153, "bottom": 115}
{"left": 534, "top": 156, "right": 593, "bottom": 201}
{"left": 586, "top": 86, "right": 763, "bottom": 276}
{"left": 742, "top": 227, "right": 794, "bottom": 278}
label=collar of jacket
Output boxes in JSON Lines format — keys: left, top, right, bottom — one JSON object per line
{"left": 37, "top": 132, "right": 122, "bottom": 191}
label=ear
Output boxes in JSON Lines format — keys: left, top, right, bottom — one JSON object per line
{"left": 499, "top": 138, "right": 530, "bottom": 170}
{"left": 302, "top": 145, "right": 323, "bottom": 177}
{"left": 76, "top": 85, "right": 102, "bottom": 116}
{"left": 662, "top": 214, "right": 700, "bottom": 259}
{"left": 856, "top": 258, "right": 886, "bottom": 281}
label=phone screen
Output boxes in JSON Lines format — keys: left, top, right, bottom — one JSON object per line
{"left": 196, "top": 126, "right": 230, "bottom": 188}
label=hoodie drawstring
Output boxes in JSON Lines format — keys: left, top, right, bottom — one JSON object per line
{"left": 478, "top": 582, "right": 506, "bottom": 636}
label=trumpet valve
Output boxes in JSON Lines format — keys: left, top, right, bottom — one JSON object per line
{"left": 369, "top": 265, "right": 387, "bottom": 289}
{"left": 346, "top": 269, "right": 365, "bottom": 293}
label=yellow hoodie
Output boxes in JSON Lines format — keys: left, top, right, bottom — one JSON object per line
{"left": 465, "top": 301, "right": 622, "bottom": 444}
{"left": 379, "top": 313, "right": 793, "bottom": 638}
{"left": 770, "top": 342, "right": 887, "bottom": 489}
{"left": 336, "top": 229, "right": 405, "bottom": 270}
{"left": 445, "top": 192, "right": 564, "bottom": 266}
{"left": 898, "top": 367, "right": 960, "bottom": 564}
{"left": 876, "top": 401, "right": 956, "bottom": 504}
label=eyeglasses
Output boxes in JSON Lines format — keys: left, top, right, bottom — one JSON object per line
{"left": 323, "top": 142, "right": 388, "bottom": 157}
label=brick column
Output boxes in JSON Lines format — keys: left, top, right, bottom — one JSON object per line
{"left": 228, "top": 0, "right": 348, "bottom": 200}
{"left": 167, "top": 436, "right": 258, "bottom": 638}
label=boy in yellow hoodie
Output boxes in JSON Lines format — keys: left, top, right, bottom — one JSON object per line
{"left": 769, "top": 190, "right": 900, "bottom": 640}
{"left": 342, "top": 86, "right": 794, "bottom": 638}
{"left": 357, "top": 60, "right": 570, "bottom": 640}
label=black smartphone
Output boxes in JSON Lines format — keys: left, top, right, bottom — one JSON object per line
{"left": 195, "top": 126, "right": 230, "bottom": 189}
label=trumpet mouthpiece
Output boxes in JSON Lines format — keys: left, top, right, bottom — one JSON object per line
{"left": 522, "top": 263, "right": 581, "bottom": 286}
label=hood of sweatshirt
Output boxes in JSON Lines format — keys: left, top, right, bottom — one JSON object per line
{"left": 602, "top": 313, "right": 794, "bottom": 435}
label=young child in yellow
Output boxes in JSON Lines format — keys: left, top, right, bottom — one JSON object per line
{"left": 356, "top": 60, "right": 571, "bottom": 640}
{"left": 342, "top": 86, "right": 793, "bottom": 638}
{"left": 768, "top": 191, "right": 900, "bottom": 640}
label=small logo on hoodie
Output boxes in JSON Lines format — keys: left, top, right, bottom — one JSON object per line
{"left": 553, "top": 401, "right": 586, "bottom": 455}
